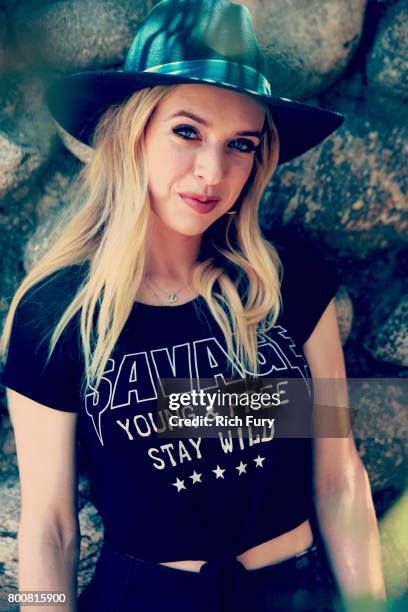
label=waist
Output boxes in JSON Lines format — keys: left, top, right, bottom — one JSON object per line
{"left": 157, "top": 519, "right": 313, "bottom": 573}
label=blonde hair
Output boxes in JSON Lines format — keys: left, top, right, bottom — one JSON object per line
{"left": 0, "top": 84, "right": 282, "bottom": 400}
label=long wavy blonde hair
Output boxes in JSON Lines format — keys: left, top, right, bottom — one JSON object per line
{"left": 0, "top": 84, "right": 282, "bottom": 402}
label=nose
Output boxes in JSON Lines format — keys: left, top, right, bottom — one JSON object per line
{"left": 194, "top": 144, "right": 225, "bottom": 186}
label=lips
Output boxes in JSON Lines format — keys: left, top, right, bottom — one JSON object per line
{"left": 179, "top": 194, "right": 219, "bottom": 214}
{"left": 178, "top": 192, "right": 220, "bottom": 203}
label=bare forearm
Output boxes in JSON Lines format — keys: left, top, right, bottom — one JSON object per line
{"left": 18, "top": 528, "right": 80, "bottom": 612}
{"left": 315, "top": 467, "right": 386, "bottom": 605}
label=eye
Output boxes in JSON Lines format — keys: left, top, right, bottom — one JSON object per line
{"left": 172, "top": 125, "right": 198, "bottom": 140}
{"left": 172, "top": 125, "right": 258, "bottom": 155}
{"left": 230, "top": 139, "right": 258, "bottom": 154}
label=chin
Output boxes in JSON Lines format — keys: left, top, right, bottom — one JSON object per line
{"left": 158, "top": 213, "right": 215, "bottom": 237}
{"left": 168, "top": 223, "right": 209, "bottom": 237}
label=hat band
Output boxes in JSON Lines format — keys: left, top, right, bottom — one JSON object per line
{"left": 143, "top": 59, "right": 272, "bottom": 97}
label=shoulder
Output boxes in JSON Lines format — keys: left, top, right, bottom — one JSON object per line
{"left": 1, "top": 263, "right": 89, "bottom": 413}
{"left": 263, "top": 227, "right": 341, "bottom": 346}
{"left": 263, "top": 227, "right": 340, "bottom": 290}
{"left": 22, "top": 262, "right": 88, "bottom": 304}
{"left": 11, "top": 262, "right": 89, "bottom": 351}
{"left": 18, "top": 262, "right": 89, "bottom": 319}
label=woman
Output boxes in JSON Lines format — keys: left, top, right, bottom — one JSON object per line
{"left": 0, "top": 0, "right": 386, "bottom": 611}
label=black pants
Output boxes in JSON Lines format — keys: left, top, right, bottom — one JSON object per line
{"left": 77, "top": 539, "right": 340, "bottom": 612}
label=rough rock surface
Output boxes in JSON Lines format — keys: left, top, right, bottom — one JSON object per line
{"left": 366, "top": 0, "right": 408, "bottom": 100}
{"left": 247, "top": 0, "right": 367, "bottom": 99}
{"left": 0, "top": 0, "right": 406, "bottom": 602}
{"left": 11, "top": 0, "right": 152, "bottom": 73}
{"left": 364, "top": 296, "right": 408, "bottom": 366}
{"left": 260, "top": 105, "right": 408, "bottom": 259}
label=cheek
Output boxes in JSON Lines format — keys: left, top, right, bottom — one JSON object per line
{"left": 233, "top": 159, "right": 255, "bottom": 193}
{"left": 148, "top": 142, "right": 190, "bottom": 191}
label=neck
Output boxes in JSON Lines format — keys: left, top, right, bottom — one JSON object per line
{"left": 145, "top": 214, "right": 202, "bottom": 282}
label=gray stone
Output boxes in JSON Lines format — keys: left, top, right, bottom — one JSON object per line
{"left": 0, "top": 148, "right": 80, "bottom": 330}
{"left": 0, "top": 479, "right": 19, "bottom": 591}
{"left": 365, "top": 296, "right": 408, "bottom": 367}
{"left": 352, "top": 378, "right": 408, "bottom": 492}
{"left": 335, "top": 285, "right": 353, "bottom": 344}
{"left": 325, "top": 242, "right": 407, "bottom": 384}
{"left": 367, "top": 0, "right": 408, "bottom": 100}
{"left": 261, "top": 103, "right": 408, "bottom": 259}
{"left": 22, "top": 150, "right": 83, "bottom": 271}
{"left": 245, "top": 0, "right": 367, "bottom": 99}
{"left": 0, "top": 472, "right": 103, "bottom": 592}
{"left": 0, "top": 133, "right": 24, "bottom": 198}
{"left": 0, "top": 0, "right": 406, "bottom": 594}
{"left": 0, "top": 131, "right": 48, "bottom": 200}
{"left": 76, "top": 499, "right": 104, "bottom": 591}
{"left": 12, "top": 0, "right": 151, "bottom": 73}
{"left": 0, "top": 74, "right": 57, "bottom": 199}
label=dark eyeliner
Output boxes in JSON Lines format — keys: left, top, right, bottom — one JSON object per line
{"left": 172, "top": 125, "right": 197, "bottom": 139}
{"left": 172, "top": 125, "right": 257, "bottom": 154}
{"left": 234, "top": 139, "right": 257, "bottom": 153}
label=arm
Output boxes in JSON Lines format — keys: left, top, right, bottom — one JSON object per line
{"left": 7, "top": 389, "right": 81, "bottom": 612}
{"left": 303, "top": 300, "right": 387, "bottom": 609}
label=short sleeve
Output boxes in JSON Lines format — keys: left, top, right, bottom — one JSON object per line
{"left": 266, "top": 229, "right": 341, "bottom": 347}
{"left": 0, "top": 266, "right": 84, "bottom": 413}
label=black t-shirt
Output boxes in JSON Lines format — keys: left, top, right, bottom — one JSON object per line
{"left": 0, "top": 234, "right": 340, "bottom": 561}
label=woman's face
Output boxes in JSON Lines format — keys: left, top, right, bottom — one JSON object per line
{"left": 143, "top": 83, "right": 266, "bottom": 237}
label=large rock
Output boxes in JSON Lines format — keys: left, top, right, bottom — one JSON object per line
{"left": 10, "top": 0, "right": 366, "bottom": 93}
{"left": 351, "top": 378, "right": 408, "bottom": 492}
{"left": 22, "top": 150, "right": 83, "bottom": 271}
{"left": 246, "top": 0, "right": 367, "bottom": 99}
{"left": 0, "top": 479, "right": 19, "bottom": 597}
{"left": 12, "top": 0, "right": 150, "bottom": 73}
{"left": 260, "top": 100, "right": 408, "bottom": 259}
{"left": 364, "top": 296, "right": 408, "bottom": 367}
{"left": 0, "top": 133, "right": 25, "bottom": 199}
{"left": 0, "top": 149, "right": 80, "bottom": 324}
{"left": 335, "top": 285, "right": 353, "bottom": 344}
{"left": 366, "top": 0, "right": 408, "bottom": 100}
{"left": 320, "top": 243, "right": 407, "bottom": 380}
{"left": 76, "top": 499, "right": 104, "bottom": 592}
{"left": 0, "top": 470, "right": 102, "bottom": 595}
{"left": 0, "top": 74, "right": 57, "bottom": 200}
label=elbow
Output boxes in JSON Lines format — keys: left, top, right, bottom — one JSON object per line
{"left": 314, "top": 454, "right": 370, "bottom": 502}
{"left": 18, "top": 517, "right": 81, "bottom": 552}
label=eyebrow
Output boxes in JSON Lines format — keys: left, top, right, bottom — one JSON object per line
{"left": 165, "top": 110, "right": 263, "bottom": 139}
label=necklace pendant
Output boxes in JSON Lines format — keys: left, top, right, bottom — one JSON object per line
{"left": 168, "top": 293, "right": 177, "bottom": 303}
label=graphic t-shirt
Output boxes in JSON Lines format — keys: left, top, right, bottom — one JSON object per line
{"left": 0, "top": 232, "right": 341, "bottom": 562}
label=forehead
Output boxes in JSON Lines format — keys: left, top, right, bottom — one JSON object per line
{"left": 157, "top": 83, "right": 266, "bottom": 126}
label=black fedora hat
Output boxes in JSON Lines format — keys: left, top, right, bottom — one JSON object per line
{"left": 44, "top": 0, "right": 344, "bottom": 165}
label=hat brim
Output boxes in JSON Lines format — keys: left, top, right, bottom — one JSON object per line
{"left": 44, "top": 70, "right": 344, "bottom": 165}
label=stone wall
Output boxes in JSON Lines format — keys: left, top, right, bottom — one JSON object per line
{"left": 0, "top": 0, "right": 406, "bottom": 603}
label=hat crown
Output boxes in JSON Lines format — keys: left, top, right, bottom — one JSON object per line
{"left": 45, "top": 0, "right": 344, "bottom": 164}
{"left": 124, "top": 0, "right": 267, "bottom": 77}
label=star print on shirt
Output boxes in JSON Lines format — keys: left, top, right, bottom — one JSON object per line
{"left": 170, "top": 457, "right": 268, "bottom": 493}
{"left": 236, "top": 461, "right": 247, "bottom": 475}
{"left": 212, "top": 465, "right": 226, "bottom": 479}
{"left": 172, "top": 478, "right": 186, "bottom": 492}
{"left": 254, "top": 455, "right": 266, "bottom": 468}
